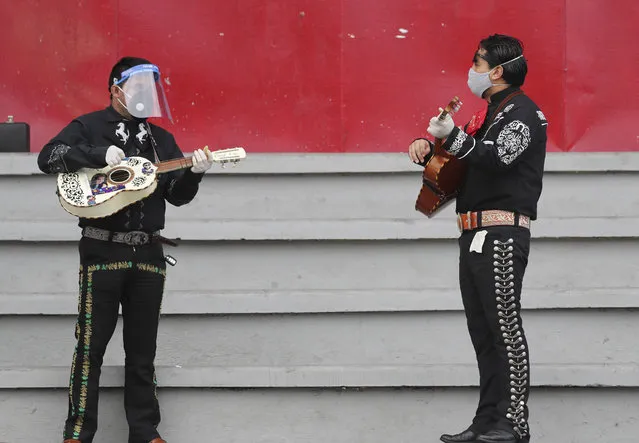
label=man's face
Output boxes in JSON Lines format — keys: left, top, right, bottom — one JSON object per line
{"left": 111, "top": 73, "right": 154, "bottom": 116}
{"left": 472, "top": 48, "right": 492, "bottom": 73}
{"left": 472, "top": 48, "right": 504, "bottom": 82}
{"left": 125, "top": 74, "right": 151, "bottom": 95}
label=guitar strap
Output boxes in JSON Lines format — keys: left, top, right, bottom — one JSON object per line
{"left": 145, "top": 121, "right": 161, "bottom": 164}
{"left": 144, "top": 120, "right": 180, "bottom": 256}
{"left": 478, "top": 89, "right": 524, "bottom": 136}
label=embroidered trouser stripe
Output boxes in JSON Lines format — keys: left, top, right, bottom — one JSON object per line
{"left": 493, "top": 238, "right": 529, "bottom": 438}
{"left": 64, "top": 237, "right": 167, "bottom": 443}
{"left": 68, "top": 265, "right": 89, "bottom": 440}
{"left": 130, "top": 264, "right": 166, "bottom": 405}
{"left": 65, "top": 262, "right": 134, "bottom": 441}
{"left": 458, "top": 226, "right": 531, "bottom": 441}
{"left": 119, "top": 261, "right": 166, "bottom": 442}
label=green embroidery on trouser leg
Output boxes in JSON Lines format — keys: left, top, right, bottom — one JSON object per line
{"left": 71, "top": 261, "right": 133, "bottom": 439}
{"left": 136, "top": 262, "right": 166, "bottom": 276}
{"left": 68, "top": 266, "right": 83, "bottom": 418}
{"left": 71, "top": 265, "right": 93, "bottom": 439}
{"left": 136, "top": 262, "right": 166, "bottom": 400}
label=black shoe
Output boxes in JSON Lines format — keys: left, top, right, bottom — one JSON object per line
{"left": 440, "top": 429, "right": 479, "bottom": 443}
{"left": 476, "top": 430, "right": 517, "bottom": 443}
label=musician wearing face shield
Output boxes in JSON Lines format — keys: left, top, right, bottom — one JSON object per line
{"left": 37, "top": 57, "right": 215, "bottom": 443}
{"left": 112, "top": 63, "right": 172, "bottom": 123}
{"left": 408, "top": 35, "right": 548, "bottom": 443}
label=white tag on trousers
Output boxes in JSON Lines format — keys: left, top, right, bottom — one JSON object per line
{"left": 469, "top": 230, "right": 487, "bottom": 253}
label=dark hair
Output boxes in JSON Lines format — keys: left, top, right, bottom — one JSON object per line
{"left": 479, "top": 34, "right": 527, "bottom": 87}
{"left": 108, "top": 56, "right": 152, "bottom": 92}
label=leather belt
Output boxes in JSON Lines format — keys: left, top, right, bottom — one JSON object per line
{"left": 456, "top": 210, "right": 530, "bottom": 232}
{"left": 82, "top": 226, "right": 159, "bottom": 246}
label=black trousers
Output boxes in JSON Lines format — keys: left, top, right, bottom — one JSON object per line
{"left": 459, "top": 226, "right": 531, "bottom": 442}
{"left": 64, "top": 237, "right": 167, "bottom": 443}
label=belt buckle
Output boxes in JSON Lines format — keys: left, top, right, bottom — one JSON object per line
{"left": 123, "top": 231, "right": 148, "bottom": 245}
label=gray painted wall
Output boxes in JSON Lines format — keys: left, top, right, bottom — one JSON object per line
{"left": 1, "top": 152, "right": 638, "bottom": 443}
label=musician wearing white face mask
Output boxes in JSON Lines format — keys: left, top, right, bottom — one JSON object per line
{"left": 408, "top": 35, "right": 548, "bottom": 443}
{"left": 37, "top": 57, "right": 214, "bottom": 443}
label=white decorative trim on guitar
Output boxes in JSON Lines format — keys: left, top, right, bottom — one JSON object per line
{"left": 56, "top": 146, "right": 246, "bottom": 219}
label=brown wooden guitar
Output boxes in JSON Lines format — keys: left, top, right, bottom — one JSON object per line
{"left": 415, "top": 96, "right": 465, "bottom": 217}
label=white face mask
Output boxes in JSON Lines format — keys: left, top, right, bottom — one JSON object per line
{"left": 116, "top": 85, "right": 156, "bottom": 120}
{"left": 467, "top": 54, "right": 524, "bottom": 98}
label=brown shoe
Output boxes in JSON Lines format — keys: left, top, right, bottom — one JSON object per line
{"left": 149, "top": 439, "right": 167, "bottom": 443}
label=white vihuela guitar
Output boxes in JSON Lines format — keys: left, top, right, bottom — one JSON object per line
{"left": 57, "top": 146, "right": 246, "bottom": 218}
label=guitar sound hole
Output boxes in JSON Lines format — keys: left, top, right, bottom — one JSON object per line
{"left": 109, "top": 169, "right": 131, "bottom": 183}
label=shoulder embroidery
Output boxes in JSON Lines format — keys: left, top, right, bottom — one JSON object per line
{"left": 504, "top": 104, "right": 514, "bottom": 113}
{"left": 496, "top": 120, "right": 531, "bottom": 165}
{"left": 536, "top": 110, "right": 547, "bottom": 121}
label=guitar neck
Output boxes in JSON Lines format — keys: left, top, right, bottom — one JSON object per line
{"left": 438, "top": 96, "right": 461, "bottom": 121}
{"left": 155, "top": 157, "right": 194, "bottom": 174}
{"left": 434, "top": 97, "right": 461, "bottom": 144}
{"left": 434, "top": 108, "right": 452, "bottom": 146}
{"left": 434, "top": 109, "right": 451, "bottom": 145}
{"left": 438, "top": 106, "right": 454, "bottom": 120}
{"left": 153, "top": 146, "right": 245, "bottom": 173}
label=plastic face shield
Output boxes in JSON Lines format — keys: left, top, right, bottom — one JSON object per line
{"left": 114, "top": 64, "right": 172, "bottom": 122}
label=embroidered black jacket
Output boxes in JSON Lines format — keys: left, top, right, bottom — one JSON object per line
{"left": 418, "top": 87, "right": 548, "bottom": 220}
{"left": 38, "top": 106, "right": 203, "bottom": 232}
{"left": 443, "top": 87, "right": 547, "bottom": 219}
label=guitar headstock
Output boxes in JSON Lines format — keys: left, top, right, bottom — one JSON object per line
{"left": 204, "top": 146, "right": 247, "bottom": 167}
{"left": 438, "top": 96, "right": 463, "bottom": 120}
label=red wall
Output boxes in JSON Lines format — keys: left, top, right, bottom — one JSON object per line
{"left": 2, "top": 0, "right": 638, "bottom": 153}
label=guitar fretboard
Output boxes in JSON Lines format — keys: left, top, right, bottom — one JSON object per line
{"left": 155, "top": 157, "right": 194, "bottom": 174}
